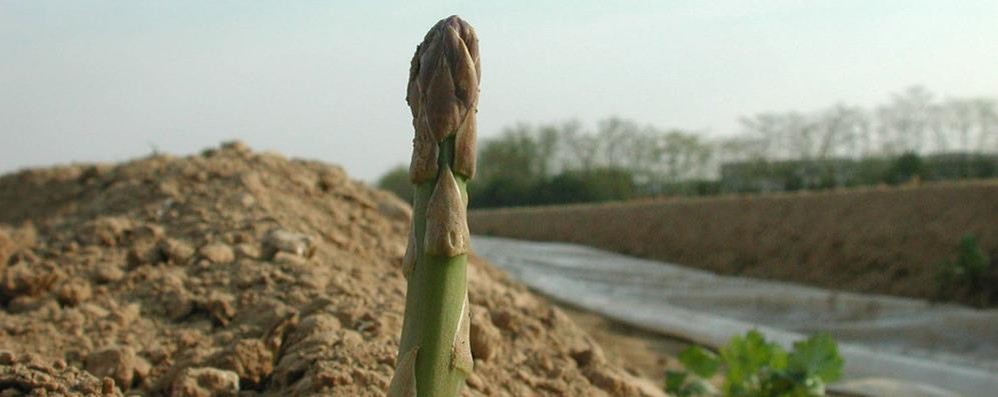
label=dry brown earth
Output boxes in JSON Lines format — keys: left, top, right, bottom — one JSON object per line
{"left": 0, "top": 142, "right": 665, "bottom": 396}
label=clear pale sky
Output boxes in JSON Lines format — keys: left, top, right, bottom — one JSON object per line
{"left": 3, "top": 1, "right": 997, "bottom": 181}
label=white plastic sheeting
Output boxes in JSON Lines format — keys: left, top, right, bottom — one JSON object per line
{"left": 472, "top": 236, "right": 998, "bottom": 397}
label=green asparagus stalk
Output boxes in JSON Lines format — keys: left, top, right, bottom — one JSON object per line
{"left": 388, "top": 15, "right": 480, "bottom": 397}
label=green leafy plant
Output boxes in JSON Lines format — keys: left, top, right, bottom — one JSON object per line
{"left": 939, "top": 235, "right": 989, "bottom": 287}
{"left": 666, "top": 331, "right": 844, "bottom": 397}
{"left": 666, "top": 347, "right": 720, "bottom": 397}
{"left": 936, "top": 234, "right": 995, "bottom": 306}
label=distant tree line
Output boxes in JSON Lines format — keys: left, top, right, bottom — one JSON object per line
{"left": 378, "top": 86, "right": 998, "bottom": 208}
{"left": 715, "top": 85, "right": 998, "bottom": 193}
{"left": 728, "top": 86, "right": 997, "bottom": 161}
{"left": 721, "top": 152, "right": 997, "bottom": 194}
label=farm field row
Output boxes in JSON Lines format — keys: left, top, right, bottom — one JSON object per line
{"left": 469, "top": 180, "right": 998, "bottom": 307}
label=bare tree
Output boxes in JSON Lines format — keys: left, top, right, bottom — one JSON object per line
{"left": 875, "top": 86, "right": 935, "bottom": 154}
{"left": 972, "top": 98, "right": 998, "bottom": 152}
{"left": 781, "top": 111, "right": 819, "bottom": 160}
{"left": 739, "top": 113, "right": 786, "bottom": 159}
{"left": 717, "top": 135, "right": 768, "bottom": 164}
{"left": 559, "top": 120, "right": 599, "bottom": 172}
{"left": 621, "top": 125, "right": 660, "bottom": 177}
{"left": 937, "top": 99, "right": 975, "bottom": 153}
{"left": 536, "top": 124, "right": 561, "bottom": 177}
{"left": 596, "top": 117, "right": 641, "bottom": 169}
{"left": 814, "top": 103, "right": 868, "bottom": 159}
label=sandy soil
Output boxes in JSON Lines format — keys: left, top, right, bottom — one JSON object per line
{"left": 555, "top": 305, "right": 687, "bottom": 382}
{"left": 0, "top": 142, "right": 666, "bottom": 396}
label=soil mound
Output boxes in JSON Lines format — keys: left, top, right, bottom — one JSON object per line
{"left": 0, "top": 142, "right": 664, "bottom": 396}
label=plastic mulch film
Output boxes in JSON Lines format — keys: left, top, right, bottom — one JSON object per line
{"left": 473, "top": 236, "right": 998, "bottom": 397}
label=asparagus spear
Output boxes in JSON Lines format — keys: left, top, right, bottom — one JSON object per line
{"left": 388, "top": 15, "right": 480, "bottom": 397}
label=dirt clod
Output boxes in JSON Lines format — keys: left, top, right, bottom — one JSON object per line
{"left": 198, "top": 242, "right": 235, "bottom": 264}
{"left": 469, "top": 305, "right": 501, "bottom": 361}
{"left": 0, "top": 350, "right": 123, "bottom": 396}
{"left": 263, "top": 229, "right": 314, "bottom": 259}
{"left": 209, "top": 339, "right": 273, "bottom": 386}
{"left": 170, "top": 367, "right": 240, "bottom": 397}
{"left": 56, "top": 277, "right": 92, "bottom": 306}
{"left": 161, "top": 238, "right": 195, "bottom": 264}
{"left": 93, "top": 263, "right": 125, "bottom": 283}
{"left": 84, "top": 346, "right": 150, "bottom": 390}
{"left": 1, "top": 263, "right": 59, "bottom": 302}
